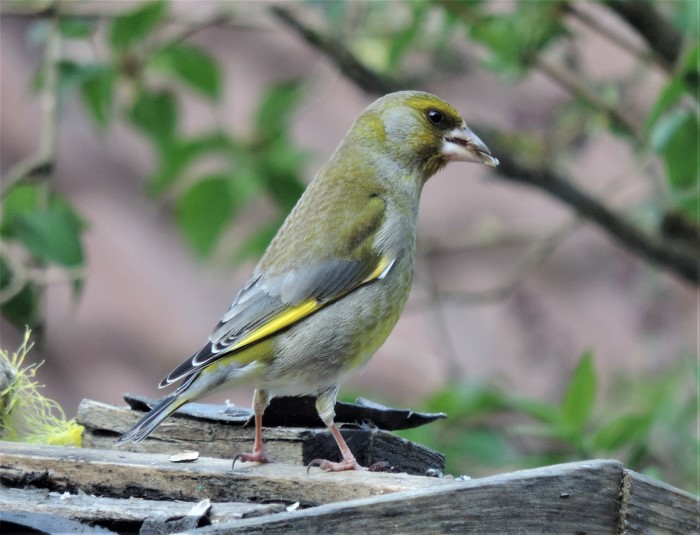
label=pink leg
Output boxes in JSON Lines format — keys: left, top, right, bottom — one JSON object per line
{"left": 233, "top": 389, "right": 272, "bottom": 466}
{"left": 308, "top": 389, "right": 366, "bottom": 472}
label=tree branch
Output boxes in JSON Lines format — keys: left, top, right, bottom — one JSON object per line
{"left": 603, "top": 0, "right": 684, "bottom": 68}
{"left": 272, "top": 4, "right": 699, "bottom": 286}
{"left": 564, "top": 2, "right": 671, "bottom": 72}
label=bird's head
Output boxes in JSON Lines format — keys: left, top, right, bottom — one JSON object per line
{"left": 349, "top": 91, "right": 498, "bottom": 182}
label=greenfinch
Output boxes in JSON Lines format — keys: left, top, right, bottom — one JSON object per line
{"left": 116, "top": 90, "right": 498, "bottom": 471}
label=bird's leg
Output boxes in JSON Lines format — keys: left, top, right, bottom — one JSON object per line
{"left": 309, "top": 388, "right": 365, "bottom": 471}
{"left": 232, "top": 389, "right": 272, "bottom": 466}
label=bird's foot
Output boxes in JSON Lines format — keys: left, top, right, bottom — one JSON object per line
{"left": 307, "top": 457, "right": 366, "bottom": 473}
{"left": 232, "top": 450, "right": 273, "bottom": 469}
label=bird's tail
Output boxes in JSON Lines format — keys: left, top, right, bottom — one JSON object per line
{"left": 115, "top": 393, "right": 188, "bottom": 446}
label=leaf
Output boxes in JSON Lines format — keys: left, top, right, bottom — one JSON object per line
{"left": 1, "top": 184, "right": 40, "bottom": 237}
{"left": 80, "top": 65, "right": 115, "bottom": 127}
{"left": 255, "top": 81, "right": 304, "bottom": 142}
{"left": 647, "top": 44, "right": 699, "bottom": 131}
{"left": 651, "top": 110, "right": 700, "bottom": 193}
{"left": 10, "top": 198, "right": 85, "bottom": 268}
{"left": 0, "top": 263, "right": 42, "bottom": 331}
{"left": 175, "top": 176, "right": 238, "bottom": 257}
{"left": 148, "top": 131, "right": 237, "bottom": 194}
{"left": 560, "top": 351, "right": 597, "bottom": 431}
{"left": 150, "top": 43, "right": 221, "bottom": 100}
{"left": 128, "top": 88, "right": 178, "bottom": 150}
{"left": 503, "top": 397, "right": 560, "bottom": 424}
{"left": 59, "top": 18, "right": 95, "bottom": 39}
{"left": 257, "top": 138, "right": 308, "bottom": 210}
{"left": 591, "top": 413, "right": 652, "bottom": 452}
{"left": 109, "top": 0, "right": 167, "bottom": 51}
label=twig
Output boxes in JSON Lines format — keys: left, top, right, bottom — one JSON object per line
{"left": 2, "top": 12, "right": 61, "bottom": 196}
{"left": 493, "top": 146, "right": 699, "bottom": 285}
{"left": 270, "top": 5, "right": 400, "bottom": 96}
{"left": 564, "top": 2, "right": 671, "bottom": 72}
{"left": 533, "top": 55, "right": 644, "bottom": 142}
{"left": 445, "top": 218, "right": 579, "bottom": 305}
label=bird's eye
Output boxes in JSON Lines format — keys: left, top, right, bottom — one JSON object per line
{"left": 427, "top": 109, "right": 444, "bottom": 126}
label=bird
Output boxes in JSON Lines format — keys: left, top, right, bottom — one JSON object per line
{"left": 115, "top": 90, "right": 498, "bottom": 471}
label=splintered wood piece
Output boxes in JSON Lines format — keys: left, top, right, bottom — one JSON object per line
{"left": 77, "top": 399, "right": 445, "bottom": 475}
{"left": 0, "top": 441, "right": 451, "bottom": 506}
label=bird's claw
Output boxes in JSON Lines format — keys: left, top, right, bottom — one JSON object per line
{"left": 306, "top": 458, "right": 366, "bottom": 473}
{"left": 231, "top": 450, "right": 273, "bottom": 469}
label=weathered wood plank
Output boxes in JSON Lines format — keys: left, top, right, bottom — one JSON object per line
{"left": 77, "top": 399, "right": 445, "bottom": 475}
{"left": 0, "top": 487, "right": 285, "bottom": 530}
{"left": 183, "top": 460, "right": 626, "bottom": 534}
{"left": 0, "top": 441, "right": 450, "bottom": 506}
{"left": 622, "top": 470, "right": 699, "bottom": 534}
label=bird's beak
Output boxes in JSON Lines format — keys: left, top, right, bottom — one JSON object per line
{"left": 442, "top": 125, "right": 499, "bottom": 167}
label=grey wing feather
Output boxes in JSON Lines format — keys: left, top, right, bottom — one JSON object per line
{"left": 160, "top": 258, "right": 382, "bottom": 386}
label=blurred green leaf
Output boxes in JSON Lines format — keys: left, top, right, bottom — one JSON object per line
{"left": 1, "top": 184, "right": 40, "bottom": 236}
{"left": 0, "top": 259, "right": 42, "bottom": 331}
{"left": 503, "top": 397, "right": 559, "bottom": 424}
{"left": 12, "top": 201, "right": 85, "bottom": 268}
{"left": 560, "top": 351, "right": 596, "bottom": 431}
{"left": 149, "top": 131, "right": 236, "bottom": 194}
{"left": 651, "top": 110, "right": 700, "bottom": 220}
{"left": 428, "top": 382, "right": 508, "bottom": 418}
{"left": 80, "top": 65, "right": 115, "bottom": 127}
{"left": 109, "top": 0, "right": 167, "bottom": 51}
{"left": 455, "top": 428, "right": 518, "bottom": 464}
{"left": 257, "top": 139, "right": 308, "bottom": 211}
{"left": 456, "top": 2, "right": 567, "bottom": 79}
{"left": 129, "top": 88, "right": 178, "bottom": 150}
{"left": 255, "top": 81, "right": 304, "bottom": 142}
{"left": 150, "top": 43, "right": 221, "bottom": 100}
{"left": 59, "top": 18, "right": 95, "bottom": 39}
{"left": 647, "top": 43, "right": 699, "bottom": 131}
{"left": 387, "top": 3, "right": 426, "bottom": 71}
{"left": 591, "top": 413, "right": 652, "bottom": 452}
{"left": 175, "top": 175, "right": 238, "bottom": 257}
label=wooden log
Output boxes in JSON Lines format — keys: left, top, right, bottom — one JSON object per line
{"left": 0, "top": 441, "right": 451, "bottom": 506}
{"left": 181, "top": 460, "right": 628, "bottom": 534}
{"left": 621, "top": 470, "right": 699, "bottom": 534}
{"left": 2, "top": 442, "right": 697, "bottom": 534}
{"left": 77, "top": 399, "right": 445, "bottom": 476}
{"left": 0, "top": 487, "right": 285, "bottom": 532}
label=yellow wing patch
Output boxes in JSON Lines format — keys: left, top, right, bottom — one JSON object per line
{"left": 228, "top": 254, "right": 395, "bottom": 353}
{"left": 232, "top": 299, "right": 320, "bottom": 350}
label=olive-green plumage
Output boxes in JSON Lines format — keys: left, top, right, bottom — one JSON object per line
{"left": 116, "top": 90, "right": 498, "bottom": 471}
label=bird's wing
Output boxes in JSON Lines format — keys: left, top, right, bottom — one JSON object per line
{"left": 159, "top": 199, "right": 394, "bottom": 387}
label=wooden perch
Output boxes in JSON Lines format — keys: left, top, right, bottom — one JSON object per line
{"left": 77, "top": 399, "right": 446, "bottom": 476}
{"left": 1, "top": 441, "right": 697, "bottom": 534}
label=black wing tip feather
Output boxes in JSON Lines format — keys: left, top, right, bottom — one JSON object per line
{"left": 158, "top": 342, "right": 215, "bottom": 388}
{"left": 114, "top": 394, "right": 182, "bottom": 446}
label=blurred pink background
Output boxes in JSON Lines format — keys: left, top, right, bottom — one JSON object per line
{"left": 1, "top": 2, "right": 695, "bottom": 417}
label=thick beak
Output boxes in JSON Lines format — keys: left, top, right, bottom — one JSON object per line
{"left": 442, "top": 125, "right": 499, "bottom": 167}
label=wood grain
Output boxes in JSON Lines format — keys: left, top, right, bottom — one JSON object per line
{"left": 0, "top": 441, "right": 450, "bottom": 506}
{"left": 187, "top": 460, "right": 625, "bottom": 534}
